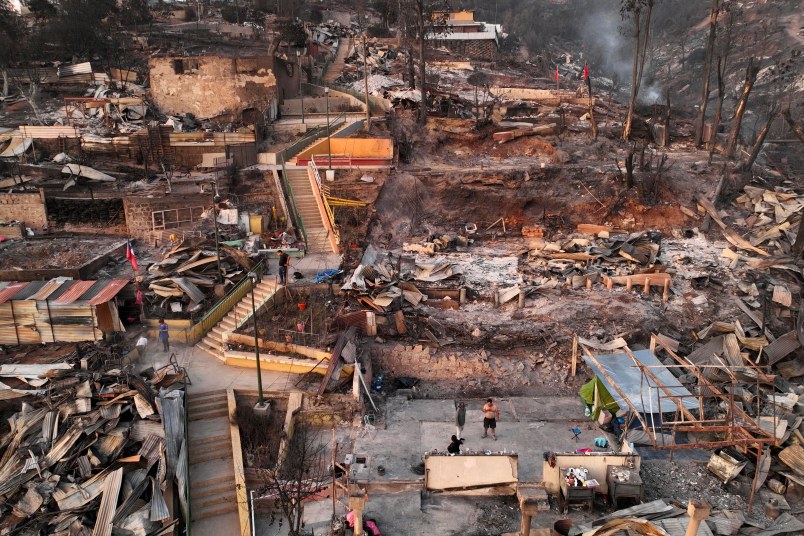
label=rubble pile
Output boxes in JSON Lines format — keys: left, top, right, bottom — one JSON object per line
{"left": 0, "top": 351, "right": 188, "bottom": 535}
{"left": 145, "top": 236, "right": 256, "bottom": 316}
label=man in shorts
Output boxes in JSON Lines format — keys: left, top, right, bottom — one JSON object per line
{"left": 482, "top": 398, "right": 500, "bottom": 440}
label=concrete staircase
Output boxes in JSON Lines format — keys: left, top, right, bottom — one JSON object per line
{"left": 187, "top": 390, "right": 238, "bottom": 533}
{"left": 196, "top": 279, "right": 279, "bottom": 360}
{"left": 324, "top": 37, "right": 352, "bottom": 83}
{"left": 284, "top": 166, "right": 333, "bottom": 253}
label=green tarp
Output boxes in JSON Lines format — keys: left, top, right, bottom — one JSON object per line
{"left": 579, "top": 376, "right": 620, "bottom": 420}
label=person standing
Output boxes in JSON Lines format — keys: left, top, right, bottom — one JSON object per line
{"left": 158, "top": 318, "right": 170, "bottom": 352}
{"left": 455, "top": 401, "right": 466, "bottom": 440}
{"left": 482, "top": 398, "right": 500, "bottom": 440}
{"left": 135, "top": 334, "right": 148, "bottom": 361}
{"left": 278, "top": 250, "right": 289, "bottom": 285}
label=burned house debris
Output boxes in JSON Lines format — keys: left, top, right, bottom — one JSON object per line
{"left": 0, "top": 0, "right": 802, "bottom": 535}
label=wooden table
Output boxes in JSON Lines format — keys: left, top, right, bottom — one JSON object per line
{"left": 606, "top": 465, "right": 644, "bottom": 508}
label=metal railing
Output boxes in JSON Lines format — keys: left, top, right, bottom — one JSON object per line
{"left": 309, "top": 159, "right": 339, "bottom": 246}
{"left": 280, "top": 157, "right": 308, "bottom": 251}
{"left": 277, "top": 111, "right": 346, "bottom": 164}
{"left": 186, "top": 260, "right": 264, "bottom": 344}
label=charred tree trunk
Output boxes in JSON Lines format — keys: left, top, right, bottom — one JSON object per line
{"left": 406, "top": 50, "right": 416, "bottom": 90}
{"left": 741, "top": 109, "right": 778, "bottom": 171}
{"left": 782, "top": 109, "right": 804, "bottom": 146}
{"left": 725, "top": 57, "right": 759, "bottom": 158}
{"left": 625, "top": 150, "right": 635, "bottom": 189}
{"left": 623, "top": 11, "right": 641, "bottom": 140}
{"left": 793, "top": 212, "right": 804, "bottom": 258}
{"left": 694, "top": 0, "right": 720, "bottom": 147}
{"left": 416, "top": 0, "right": 427, "bottom": 125}
{"left": 708, "top": 56, "right": 726, "bottom": 162}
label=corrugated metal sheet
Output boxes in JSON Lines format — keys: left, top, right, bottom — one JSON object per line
{"left": 92, "top": 467, "right": 123, "bottom": 536}
{"left": 764, "top": 330, "right": 801, "bottom": 365}
{"left": 27, "top": 280, "right": 70, "bottom": 301}
{"left": 12, "top": 281, "right": 48, "bottom": 301}
{"left": 150, "top": 476, "right": 170, "bottom": 521}
{"left": 779, "top": 444, "right": 804, "bottom": 476}
{"left": 159, "top": 390, "right": 185, "bottom": 481}
{"left": 18, "top": 125, "right": 80, "bottom": 139}
{"left": 87, "top": 279, "right": 129, "bottom": 305}
{"left": 582, "top": 348, "right": 699, "bottom": 413}
{"left": 0, "top": 282, "right": 29, "bottom": 304}
{"left": 58, "top": 62, "right": 93, "bottom": 76}
{"left": 52, "top": 281, "right": 95, "bottom": 304}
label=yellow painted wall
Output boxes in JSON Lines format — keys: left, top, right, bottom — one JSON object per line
{"left": 296, "top": 137, "right": 393, "bottom": 159}
{"left": 542, "top": 451, "right": 641, "bottom": 495}
{"left": 425, "top": 454, "right": 518, "bottom": 491}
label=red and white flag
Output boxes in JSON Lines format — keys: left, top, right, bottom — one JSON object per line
{"left": 126, "top": 240, "right": 140, "bottom": 271}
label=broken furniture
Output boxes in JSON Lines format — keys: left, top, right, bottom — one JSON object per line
{"left": 606, "top": 465, "right": 644, "bottom": 508}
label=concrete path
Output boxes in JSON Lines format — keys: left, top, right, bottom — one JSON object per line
{"left": 353, "top": 396, "right": 591, "bottom": 485}
{"left": 323, "top": 38, "right": 352, "bottom": 83}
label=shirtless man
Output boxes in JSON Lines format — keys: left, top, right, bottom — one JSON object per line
{"left": 482, "top": 398, "right": 500, "bottom": 440}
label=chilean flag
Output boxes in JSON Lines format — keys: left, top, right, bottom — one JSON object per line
{"left": 126, "top": 240, "right": 140, "bottom": 271}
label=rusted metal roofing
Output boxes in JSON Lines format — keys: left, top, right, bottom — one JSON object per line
{"left": 0, "top": 282, "right": 29, "bottom": 304}
{"left": 12, "top": 281, "right": 48, "bottom": 301}
{"left": 52, "top": 281, "right": 95, "bottom": 304}
{"left": 26, "top": 279, "right": 70, "bottom": 301}
{"left": 87, "top": 279, "right": 128, "bottom": 305}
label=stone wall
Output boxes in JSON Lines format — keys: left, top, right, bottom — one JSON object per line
{"left": 149, "top": 55, "right": 278, "bottom": 120}
{"left": 372, "top": 344, "right": 549, "bottom": 390}
{"left": 123, "top": 193, "right": 212, "bottom": 239}
{"left": 0, "top": 189, "right": 48, "bottom": 232}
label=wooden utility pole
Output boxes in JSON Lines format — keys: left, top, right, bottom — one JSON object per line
{"left": 363, "top": 32, "right": 371, "bottom": 130}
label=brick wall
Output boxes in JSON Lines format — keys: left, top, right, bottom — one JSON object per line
{"left": 0, "top": 189, "right": 48, "bottom": 232}
{"left": 149, "top": 55, "right": 278, "bottom": 119}
{"left": 123, "top": 193, "right": 212, "bottom": 239}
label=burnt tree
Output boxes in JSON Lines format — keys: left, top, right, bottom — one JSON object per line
{"left": 694, "top": 0, "right": 720, "bottom": 147}
{"left": 725, "top": 57, "right": 760, "bottom": 158}
{"left": 621, "top": 0, "right": 655, "bottom": 140}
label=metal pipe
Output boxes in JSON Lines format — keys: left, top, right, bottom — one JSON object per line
{"left": 250, "top": 489, "right": 256, "bottom": 536}
{"left": 211, "top": 181, "right": 223, "bottom": 284}
{"left": 251, "top": 275, "right": 264, "bottom": 406}
{"left": 297, "top": 50, "right": 304, "bottom": 126}
{"left": 325, "top": 87, "right": 332, "bottom": 169}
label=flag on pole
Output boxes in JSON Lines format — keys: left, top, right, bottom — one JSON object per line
{"left": 125, "top": 240, "right": 140, "bottom": 271}
{"left": 583, "top": 65, "right": 589, "bottom": 80}
{"left": 555, "top": 67, "right": 559, "bottom": 81}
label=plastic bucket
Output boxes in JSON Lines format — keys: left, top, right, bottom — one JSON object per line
{"left": 554, "top": 519, "right": 573, "bottom": 536}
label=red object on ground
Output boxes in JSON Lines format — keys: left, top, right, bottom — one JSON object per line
{"left": 298, "top": 303, "right": 307, "bottom": 311}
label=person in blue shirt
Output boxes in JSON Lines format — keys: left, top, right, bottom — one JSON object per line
{"left": 158, "top": 318, "right": 170, "bottom": 352}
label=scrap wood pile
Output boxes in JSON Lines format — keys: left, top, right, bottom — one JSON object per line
{"left": 697, "top": 185, "right": 803, "bottom": 267}
{"left": 144, "top": 237, "right": 256, "bottom": 317}
{"left": 334, "top": 253, "right": 463, "bottom": 344}
{"left": 0, "top": 356, "right": 187, "bottom": 535}
{"left": 524, "top": 225, "right": 669, "bottom": 299}
{"left": 576, "top": 498, "right": 804, "bottom": 536}
{"left": 341, "top": 256, "right": 461, "bottom": 311}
